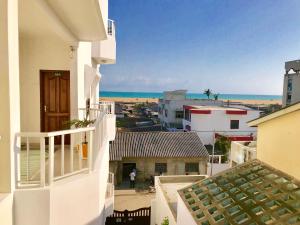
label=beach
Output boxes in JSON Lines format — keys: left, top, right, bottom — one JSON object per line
{"left": 100, "top": 97, "right": 282, "bottom": 105}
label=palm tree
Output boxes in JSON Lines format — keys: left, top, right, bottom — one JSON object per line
{"left": 213, "top": 93, "right": 219, "bottom": 100}
{"left": 203, "top": 89, "right": 212, "bottom": 99}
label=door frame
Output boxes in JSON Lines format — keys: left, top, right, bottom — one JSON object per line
{"left": 40, "top": 70, "right": 71, "bottom": 133}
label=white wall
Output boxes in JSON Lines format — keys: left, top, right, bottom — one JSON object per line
{"left": 0, "top": 0, "right": 20, "bottom": 196}
{"left": 159, "top": 99, "right": 223, "bottom": 128}
{"left": 188, "top": 110, "right": 259, "bottom": 145}
{"left": 176, "top": 195, "right": 197, "bottom": 225}
{"left": 153, "top": 180, "right": 176, "bottom": 225}
{"left": 207, "top": 163, "right": 230, "bottom": 176}
{"left": 0, "top": 194, "right": 13, "bottom": 225}
{"left": 19, "top": 36, "right": 72, "bottom": 132}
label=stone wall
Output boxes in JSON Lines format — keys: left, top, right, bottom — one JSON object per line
{"left": 109, "top": 157, "right": 208, "bottom": 185}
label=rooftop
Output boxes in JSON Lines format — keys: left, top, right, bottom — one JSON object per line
{"left": 109, "top": 132, "right": 209, "bottom": 161}
{"left": 248, "top": 102, "right": 300, "bottom": 127}
{"left": 178, "top": 159, "right": 300, "bottom": 225}
{"left": 185, "top": 105, "right": 250, "bottom": 112}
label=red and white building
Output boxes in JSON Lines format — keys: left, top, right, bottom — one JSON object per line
{"left": 183, "top": 105, "right": 260, "bottom": 145}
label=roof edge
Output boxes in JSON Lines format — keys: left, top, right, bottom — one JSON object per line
{"left": 248, "top": 102, "right": 300, "bottom": 126}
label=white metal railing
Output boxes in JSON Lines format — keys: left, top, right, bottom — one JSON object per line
{"left": 209, "top": 155, "right": 225, "bottom": 164}
{"left": 92, "top": 101, "right": 115, "bottom": 114}
{"left": 16, "top": 103, "right": 115, "bottom": 188}
{"left": 107, "top": 19, "right": 115, "bottom": 36}
{"left": 230, "top": 141, "right": 257, "bottom": 166}
{"left": 17, "top": 127, "right": 94, "bottom": 188}
{"left": 106, "top": 172, "right": 114, "bottom": 199}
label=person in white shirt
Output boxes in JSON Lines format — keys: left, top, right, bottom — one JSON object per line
{"left": 129, "top": 170, "right": 136, "bottom": 188}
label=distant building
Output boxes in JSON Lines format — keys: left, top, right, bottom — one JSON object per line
{"left": 109, "top": 132, "right": 209, "bottom": 185}
{"left": 158, "top": 90, "right": 223, "bottom": 130}
{"left": 282, "top": 60, "right": 300, "bottom": 106}
{"left": 183, "top": 105, "right": 260, "bottom": 145}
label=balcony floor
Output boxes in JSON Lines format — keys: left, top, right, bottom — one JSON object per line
{"left": 20, "top": 145, "right": 88, "bottom": 185}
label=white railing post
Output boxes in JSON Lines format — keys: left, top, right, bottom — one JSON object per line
{"left": 88, "top": 130, "right": 93, "bottom": 172}
{"left": 48, "top": 136, "right": 55, "bottom": 185}
{"left": 70, "top": 134, "right": 74, "bottom": 173}
{"left": 40, "top": 137, "right": 46, "bottom": 187}
{"left": 79, "top": 133, "right": 83, "bottom": 169}
{"left": 26, "top": 137, "right": 30, "bottom": 182}
{"left": 61, "top": 135, "right": 64, "bottom": 176}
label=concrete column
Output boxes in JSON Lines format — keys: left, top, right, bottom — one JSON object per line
{"left": 0, "top": 0, "right": 20, "bottom": 193}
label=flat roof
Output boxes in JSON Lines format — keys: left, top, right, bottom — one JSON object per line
{"left": 185, "top": 105, "right": 252, "bottom": 112}
{"left": 178, "top": 159, "right": 300, "bottom": 225}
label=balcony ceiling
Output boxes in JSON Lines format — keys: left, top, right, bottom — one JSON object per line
{"left": 19, "top": 0, "right": 107, "bottom": 42}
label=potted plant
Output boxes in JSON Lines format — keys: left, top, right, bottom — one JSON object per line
{"left": 65, "top": 112, "right": 95, "bottom": 159}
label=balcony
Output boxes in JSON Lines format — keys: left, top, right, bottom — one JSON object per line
{"left": 92, "top": 19, "right": 116, "bottom": 64}
{"left": 16, "top": 102, "right": 115, "bottom": 188}
{"left": 14, "top": 102, "right": 116, "bottom": 224}
{"left": 230, "top": 141, "right": 257, "bottom": 167}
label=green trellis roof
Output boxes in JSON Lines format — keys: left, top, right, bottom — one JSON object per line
{"left": 178, "top": 159, "right": 300, "bottom": 225}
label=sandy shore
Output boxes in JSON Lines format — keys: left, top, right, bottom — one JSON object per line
{"left": 100, "top": 97, "right": 282, "bottom": 105}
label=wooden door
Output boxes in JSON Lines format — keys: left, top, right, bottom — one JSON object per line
{"left": 40, "top": 70, "right": 70, "bottom": 144}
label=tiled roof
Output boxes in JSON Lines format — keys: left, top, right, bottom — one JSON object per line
{"left": 109, "top": 132, "right": 209, "bottom": 161}
{"left": 125, "top": 125, "right": 167, "bottom": 132}
{"left": 178, "top": 159, "right": 300, "bottom": 225}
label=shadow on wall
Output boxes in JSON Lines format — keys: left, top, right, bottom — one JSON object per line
{"left": 87, "top": 208, "right": 105, "bottom": 225}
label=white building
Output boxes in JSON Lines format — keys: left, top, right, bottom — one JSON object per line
{"left": 282, "top": 59, "right": 300, "bottom": 106}
{"left": 0, "top": 0, "right": 116, "bottom": 224}
{"left": 158, "top": 90, "right": 223, "bottom": 130}
{"left": 183, "top": 105, "right": 259, "bottom": 145}
{"left": 230, "top": 141, "right": 257, "bottom": 167}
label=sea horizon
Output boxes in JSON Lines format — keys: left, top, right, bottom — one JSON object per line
{"left": 100, "top": 91, "right": 282, "bottom": 101}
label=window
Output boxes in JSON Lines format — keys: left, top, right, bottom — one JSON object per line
{"left": 287, "top": 94, "right": 292, "bottom": 105}
{"left": 287, "top": 78, "right": 293, "bottom": 92}
{"left": 175, "top": 110, "right": 184, "bottom": 119}
{"left": 185, "top": 163, "right": 199, "bottom": 173}
{"left": 184, "top": 109, "right": 191, "bottom": 121}
{"left": 155, "top": 163, "right": 167, "bottom": 173}
{"left": 230, "top": 120, "right": 239, "bottom": 129}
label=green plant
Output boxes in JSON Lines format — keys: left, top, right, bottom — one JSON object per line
{"left": 161, "top": 217, "right": 169, "bottom": 225}
{"left": 64, "top": 107, "right": 95, "bottom": 143}
{"left": 203, "top": 89, "right": 212, "bottom": 99}
{"left": 214, "top": 136, "right": 230, "bottom": 162}
{"left": 213, "top": 93, "right": 219, "bottom": 100}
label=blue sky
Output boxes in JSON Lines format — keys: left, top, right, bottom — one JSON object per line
{"left": 100, "top": 0, "right": 300, "bottom": 95}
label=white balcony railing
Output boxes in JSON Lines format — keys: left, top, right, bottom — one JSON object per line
{"left": 209, "top": 155, "right": 225, "bottom": 164}
{"left": 16, "top": 102, "right": 115, "bottom": 188}
{"left": 107, "top": 19, "right": 115, "bottom": 36}
{"left": 230, "top": 141, "right": 257, "bottom": 166}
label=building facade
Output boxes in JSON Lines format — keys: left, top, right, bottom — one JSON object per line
{"left": 158, "top": 90, "right": 223, "bottom": 130}
{"left": 282, "top": 60, "right": 300, "bottom": 106}
{"left": 183, "top": 105, "right": 259, "bottom": 145}
{"left": 0, "top": 0, "right": 116, "bottom": 224}
{"left": 109, "top": 132, "right": 209, "bottom": 185}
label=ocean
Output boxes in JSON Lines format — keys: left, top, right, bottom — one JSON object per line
{"left": 100, "top": 91, "right": 282, "bottom": 101}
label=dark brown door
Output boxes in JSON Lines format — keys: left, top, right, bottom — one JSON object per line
{"left": 40, "top": 70, "right": 70, "bottom": 144}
